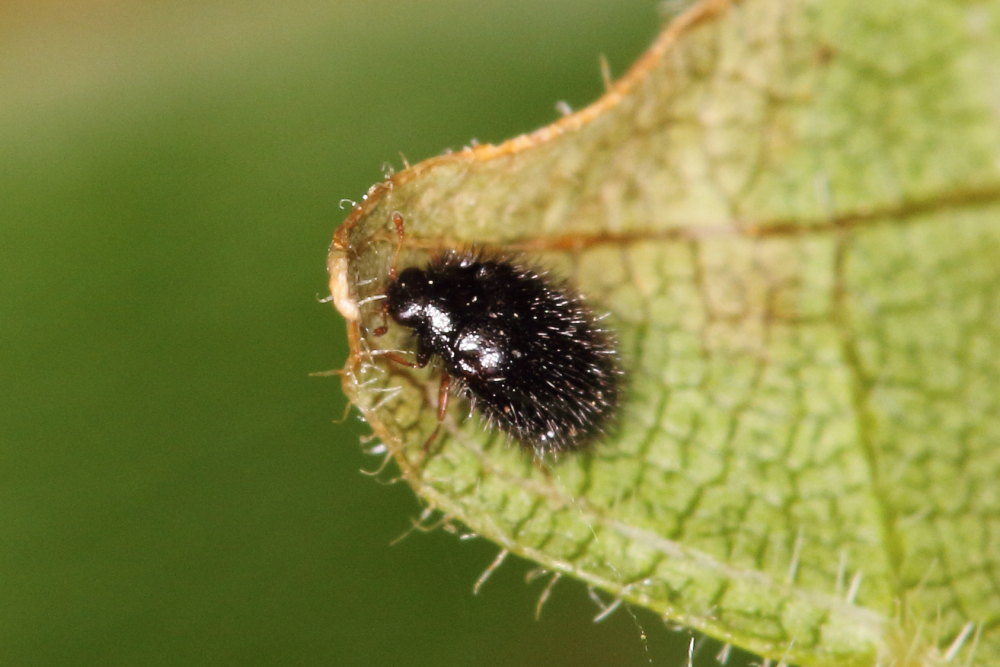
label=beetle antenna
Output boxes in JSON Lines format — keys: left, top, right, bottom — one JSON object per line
{"left": 372, "top": 211, "right": 407, "bottom": 336}
{"left": 389, "top": 211, "right": 405, "bottom": 280}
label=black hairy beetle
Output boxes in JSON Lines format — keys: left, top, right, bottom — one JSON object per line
{"left": 377, "top": 219, "right": 621, "bottom": 455}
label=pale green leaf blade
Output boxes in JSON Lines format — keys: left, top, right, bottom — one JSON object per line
{"left": 328, "top": 0, "right": 1000, "bottom": 664}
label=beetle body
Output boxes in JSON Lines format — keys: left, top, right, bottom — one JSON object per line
{"left": 385, "top": 250, "right": 620, "bottom": 454}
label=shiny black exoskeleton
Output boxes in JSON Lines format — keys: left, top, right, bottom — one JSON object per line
{"left": 385, "top": 250, "right": 620, "bottom": 454}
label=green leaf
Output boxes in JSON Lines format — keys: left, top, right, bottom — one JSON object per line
{"left": 328, "top": 0, "right": 1000, "bottom": 664}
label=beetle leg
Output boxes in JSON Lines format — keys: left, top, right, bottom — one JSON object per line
{"left": 418, "top": 371, "right": 451, "bottom": 457}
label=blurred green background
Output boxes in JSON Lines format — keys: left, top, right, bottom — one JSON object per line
{"left": 1, "top": 1, "right": 755, "bottom": 664}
